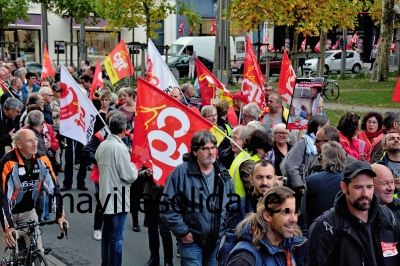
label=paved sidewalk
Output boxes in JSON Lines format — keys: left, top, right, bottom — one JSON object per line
{"left": 46, "top": 254, "right": 68, "bottom": 266}
{"left": 324, "top": 102, "right": 399, "bottom": 113}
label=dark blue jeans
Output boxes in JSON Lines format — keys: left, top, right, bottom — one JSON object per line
{"left": 101, "top": 212, "right": 127, "bottom": 266}
{"left": 178, "top": 240, "right": 219, "bottom": 266}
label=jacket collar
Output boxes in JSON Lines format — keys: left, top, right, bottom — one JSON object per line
{"left": 187, "top": 158, "right": 230, "bottom": 182}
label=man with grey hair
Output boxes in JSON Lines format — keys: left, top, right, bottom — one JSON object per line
{"left": 0, "top": 98, "right": 23, "bottom": 158}
{"left": 370, "top": 112, "right": 400, "bottom": 163}
{"left": 39, "top": 87, "right": 54, "bottom": 124}
{"left": 218, "top": 125, "right": 252, "bottom": 169}
{"left": 96, "top": 114, "right": 138, "bottom": 266}
{"left": 1, "top": 77, "right": 23, "bottom": 104}
{"left": 242, "top": 103, "right": 261, "bottom": 125}
{"left": 162, "top": 130, "right": 234, "bottom": 266}
{"left": 25, "top": 110, "right": 50, "bottom": 154}
{"left": 14, "top": 67, "right": 27, "bottom": 85}
{"left": 201, "top": 105, "right": 218, "bottom": 125}
{"left": 376, "top": 132, "right": 400, "bottom": 193}
{"left": 302, "top": 141, "right": 346, "bottom": 228}
{"left": 263, "top": 93, "right": 289, "bottom": 131}
{"left": 0, "top": 66, "right": 11, "bottom": 85}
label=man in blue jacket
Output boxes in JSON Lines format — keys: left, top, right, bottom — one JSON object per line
{"left": 161, "top": 130, "right": 234, "bottom": 266}
{"left": 21, "top": 72, "right": 40, "bottom": 104}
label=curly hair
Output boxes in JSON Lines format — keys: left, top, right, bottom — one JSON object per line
{"left": 360, "top": 112, "right": 382, "bottom": 131}
{"left": 244, "top": 129, "right": 273, "bottom": 155}
{"left": 337, "top": 112, "right": 360, "bottom": 141}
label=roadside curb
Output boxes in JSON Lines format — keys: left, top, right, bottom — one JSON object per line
{"left": 46, "top": 254, "right": 68, "bottom": 266}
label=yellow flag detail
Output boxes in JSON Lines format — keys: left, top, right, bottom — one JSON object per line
{"left": 209, "top": 125, "right": 226, "bottom": 146}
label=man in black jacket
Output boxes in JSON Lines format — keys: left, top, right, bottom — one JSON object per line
{"left": 306, "top": 161, "right": 400, "bottom": 266}
{"left": 161, "top": 130, "right": 234, "bottom": 266}
{"left": 0, "top": 98, "right": 22, "bottom": 159}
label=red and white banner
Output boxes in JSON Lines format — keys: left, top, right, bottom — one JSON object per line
{"left": 179, "top": 18, "right": 184, "bottom": 35}
{"left": 314, "top": 41, "right": 320, "bottom": 52}
{"left": 301, "top": 38, "right": 307, "bottom": 51}
{"left": 42, "top": 43, "right": 55, "bottom": 80}
{"left": 195, "top": 57, "right": 233, "bottom": 106}
{"left": 332, "top": 39, "right": 340, "bottom": 50}
{"left": 260, "top": 34, "right": 270, "bottom": 54}
{"left": 60, "top": 64, "right": 98, "bottom": 146}
{"left": 241, "top": 36, "right": 266, "bottom": 111}
{"left": 146, "top": 38, "right": 179, "bottom": 94}
{"left": 131, "top": 78, "right": 225, "bottom": 186}
{"left": 89, "top": 61, "right": 104, "bottom": 100}
{"left": 392, "top": 42, "right": 396, "bottom": 51}
{"left": 351, "top": 32, "right": 359, "bottom": 46}
{"left": 210, "top": 18, "right": 216, "bottom": 35}
{"left": 277, "top": 49, "right": 297, "bottom": 105}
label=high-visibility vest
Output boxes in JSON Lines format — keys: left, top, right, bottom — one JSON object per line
{"left": 229, "top": 151, "right": 260, "bottom": 197}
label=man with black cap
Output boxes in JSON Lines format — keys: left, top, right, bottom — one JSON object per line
{"left": 306, "top": 161, "right": 400, "bottom": 266}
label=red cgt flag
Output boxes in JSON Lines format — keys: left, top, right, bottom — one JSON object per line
{"left": 195, "top": 57, "right": 233, "bottom": 106}
{"left": 42, "top": 43, "right": 55, "bottom": 80}
{"left": 210, "top": 19, "right": 216, "bottom": 35}
{"left": 131, "top": 78, "right": 225, "bottom": 186}
{"left": 89, "top": 61, "right": 104, "bottom": 100}
{"left": 179, "top": 18, "right": 184, "bottom": 35}
{"left": 392, "top": 76, "right": 400, "bottom": 103}
{"left": 314, "top": 41, "right": 320, "bottom": 52}
{"left": 104, "top": 40, "right": 134, "bottom": 84}
{"left": 241, "top": 36, "right": 266, "bottom": 111}
{"left": 301, "top": 38, "right": 307, "bottom": 51}
{"left": 277, "top": 49, "right": 297, "bottom": 105}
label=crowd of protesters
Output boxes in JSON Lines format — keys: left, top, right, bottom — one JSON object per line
{"left": 1, "top": 57, "right": 400, "bottom": 266}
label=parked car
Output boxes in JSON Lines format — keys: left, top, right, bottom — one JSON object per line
{"left": 231, "top": 55, "right": 282, "bottom": 76}
{"left": 25, "top": 62, "right": 43, "bottom": 79}
{"left": 167, "top": 55, "right": 213, "bottom": 78}
{"left": 303, "top": 50, "right": 362, "bottom": 74}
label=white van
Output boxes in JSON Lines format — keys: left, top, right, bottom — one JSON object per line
{"left": 169, "top": 36, "right": 238, "bottom": 61}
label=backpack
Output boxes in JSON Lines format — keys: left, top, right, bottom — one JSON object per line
{"left": 217, "top": 229, "right": 275, "bottom": 266}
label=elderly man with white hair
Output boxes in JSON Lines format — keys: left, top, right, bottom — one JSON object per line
{"left": 39, "top": 87, "right": 54, "bottom": 125}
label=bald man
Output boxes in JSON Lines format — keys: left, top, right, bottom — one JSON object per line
{"left": 169, "top": 87, "right": 182, "bottom": 101}
{"left": 371, "top": 164, "right": 400, "bottom": 221}
{"left": 39, "top": 87, "right": 54, "bottom": 124}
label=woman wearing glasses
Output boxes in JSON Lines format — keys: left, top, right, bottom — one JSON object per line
{"left": 269, "top": 123, "right": 292, "bottom": 177}
{"left": 358, "top": 112, "right": 383, "bottom": 151}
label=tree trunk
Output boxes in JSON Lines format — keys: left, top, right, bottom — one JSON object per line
{"left": 371, "top": 0, "right": 394, "bottom": 82}
{"left": 213, "top": 0, "right": 220, "bottom": 76}
{"left": 317, "top": 30, "right": 327, "bottom": 76}
{"left": 143, "top": 3, "right": 150, "bottom": 41}
{"left": 291, "top": 31, "right": 299, "bottom": 75}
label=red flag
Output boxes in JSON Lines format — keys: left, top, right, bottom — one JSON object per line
{"left": 392, "top": 76, "right": 400, "bottom": 103}
{"left": 314, "top": 41, "right": 320, "bottom": 52}
{"left": 210, "top": 19, "right": 216, "bottom": 35}
{"left": 89, "top": 61, "right": 104, "bottom": 100}
{"left": 195, "top": 57, "right": 233, "bottom": 106}
{"left": 189, "top": 20, "right": 196, "bottom": 35}
{"left": 179, "top": 18, "right": 184, "bottom": 35}
{"left": 376, "top": 38, "right": 381, "bottom": 48}
{"left": 104, "top": 40, "right": 134, "bottom": 84}
{"left": 131, "top": 78, "right": 226, "bottom": 186}
{"left": 277, "top": 49, "right": 297, "bottom": 105}
{"left": 300, "top": 38, "right": 307, "bottom": 51}
{"left": 332, "top": 39, "right": 340, "bottom": 50}
{"left": 391, "top": 42, "right": 396, "bottom": 51}
{"left": 351, "top": 32, "right": 359, "bottom": 46}
{"left": 42, "top": 43, "right": 55, "bottom": 80}
{"left": 260, "top": 34, "right": 270, "bottom": 54}
{"left": 241, "top": 36, "right": 266, "bottom": 111}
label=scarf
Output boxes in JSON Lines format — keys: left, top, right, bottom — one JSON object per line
{"left": 303, "top": 133, "right": 317, "bottom": 156}
{"left": 363, "top": 130, "right": 381, "bottom": 146}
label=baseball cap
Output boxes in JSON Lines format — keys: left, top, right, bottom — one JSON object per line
{"left": 233, "top": 92, "right": 243, "bottom": 101}
{"left": 342, "top": 161, "right": 376, "bottom": 180}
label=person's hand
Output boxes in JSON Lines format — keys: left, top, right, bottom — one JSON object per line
{"left": 3, "top": 228, "right": 18, "bottom": 248}
{"left": 45, "top": 140, "right": 51, "bottom": 149}
{"left": 57, "top": 216, "right": 69, "bottom": 234}
{"left": 181, "top": 232, "right": 193, "bottom": 244}
{"left": 9, "top": 129, "right": 15, "bottom": 138}
{"left": 275, "top": 176, "right": 285, "bottom": 186}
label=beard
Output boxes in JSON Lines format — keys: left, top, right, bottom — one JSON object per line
{"left": 351, "top": 196, "right": 372, "bottom": 211}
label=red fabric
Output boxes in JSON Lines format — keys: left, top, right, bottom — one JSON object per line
{"left": 358, "top": 130, "right": 381, "bottom": 148}
{"left": 90, "top": 165, "right": 100, "bottom": 183}
{"left": 277, "top": 49, "right": 297, "bottom": 105}
{"left": 42, "top": 43, "right": 55, "bottom": 79}
{"left": 89, "top": 61, "right": 104, "bottom": 100}
{"left": 131, "top": 78, "right": 221, "bottom": 186}
{"left": 179, "top": 18, "right": 184, "bottom": 35}
{"left": 210, "top": 19, "right": 216, "bottom": 35}
{"left": 339, "top": 131, "right": 370, "bottom": 161}
{"left": 314, "top": 41, "right": 320, "bottom": 52}
{"left": 227, "top": 107, "right": 238, "bottom": 127}
{"left": 392, "top": 76, "right": 400, "bottom": 103}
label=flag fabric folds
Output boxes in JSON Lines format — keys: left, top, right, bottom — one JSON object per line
{"left": 146, "top": 38, "right": 180, "bottom": 94}
{"left": 240, "top": 36, "right": 267, "bottom": 111}
{"left": 277, "top": 49, "right": 297, "bottom": 105}
{"left": 179, "top": 18, "right": 184, "bottom": 35}
{"left": 260, "top": 34, "right": 269, "bottom": 54}
{"left": 392, "top": 76, "right": 400, "bottom": 103}
{"left": 59, "top": 64, "right": 98, "bottom": 146}
{"left": 89, "top": 61, "right": 104, "bottom": 100}
{"left": 195, "top": 57, "right": 233, "bottom": 106}
{"left": 210, "top": 19, "right": 216, "bottom": 35}
{"left": 104, "top": 40, "right": 134, "bottom": 84}
{"left": 314, "top": 41, "right": 320, "bottom": 53}
{"left": 131, "top": 78, "right": 226, "bottom": 186}
{"left": 42, "top": 43, "right": 55, "bottom": 80}
{"left": 301, "top": 38, "right": 307, "bottom": 51}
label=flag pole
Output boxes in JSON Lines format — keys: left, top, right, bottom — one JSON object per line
{"left": 61, "top": 64, "right": 110, "bottom": 134}
{"left": 238, "top": 102, "right": 243, "bottom": 125}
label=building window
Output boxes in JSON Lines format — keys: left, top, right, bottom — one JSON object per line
{"left": 78, "top": 31, "right": 120, "bottom": 59}
{"left": 3, "top": 30, "right": 40, "bottom": 62}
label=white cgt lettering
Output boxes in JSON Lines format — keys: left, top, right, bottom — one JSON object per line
{"left": 147, "top": 107, "right": 190, "bottom": 180}
{"left": 113, "top": 52, "right": 128, "bottom": 71}
{"left": 242, "top": 78, "right": 263, "bottom": 103}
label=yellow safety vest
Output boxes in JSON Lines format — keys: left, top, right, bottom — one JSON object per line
{"left": 229, "top": 151, "right": 260, "bottom": 197}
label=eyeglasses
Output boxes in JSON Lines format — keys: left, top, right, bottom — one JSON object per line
{"left": 205, "top": 114, "right": 217, "bottom": 118}
{"left": 274, "top": 132, "right": 288, "bottom": 135}
{"left": 22, "top": 138, "right": 39, "bottom": 144}
{"left": 315, "top": 139, "right": 329, "bottom": 144}
{"left": 53, "top": 90, "right": 61, "bottom": 93}
{"left": 12, "top": 108, "right": 21, "bottom": 114}
{"left": 201, "top": 146, "right": 217, "bottom": 152}
{"left": 367, "top": 120, "right": 378, "bottom": 124}
{"left": 242, "top": 114, "right": 254, "bottom": 119}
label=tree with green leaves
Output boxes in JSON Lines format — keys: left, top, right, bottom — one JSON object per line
{"left": 0, "top": 0, "right": 29, "bottom": 60}
{"left": 93, "top": 0, "right": 202, "bottom": 42}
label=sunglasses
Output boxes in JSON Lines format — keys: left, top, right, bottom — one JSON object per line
{"left": 52, "top": 89, "right": 61, "bottom": 93}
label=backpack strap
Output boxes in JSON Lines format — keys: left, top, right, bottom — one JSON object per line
{"left": 229, "top": 241, "right": 275, "bottom": 266}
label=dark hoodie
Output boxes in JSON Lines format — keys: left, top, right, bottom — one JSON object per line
{"left": 307, "top": 192, "right": 400, "bottom": 266}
